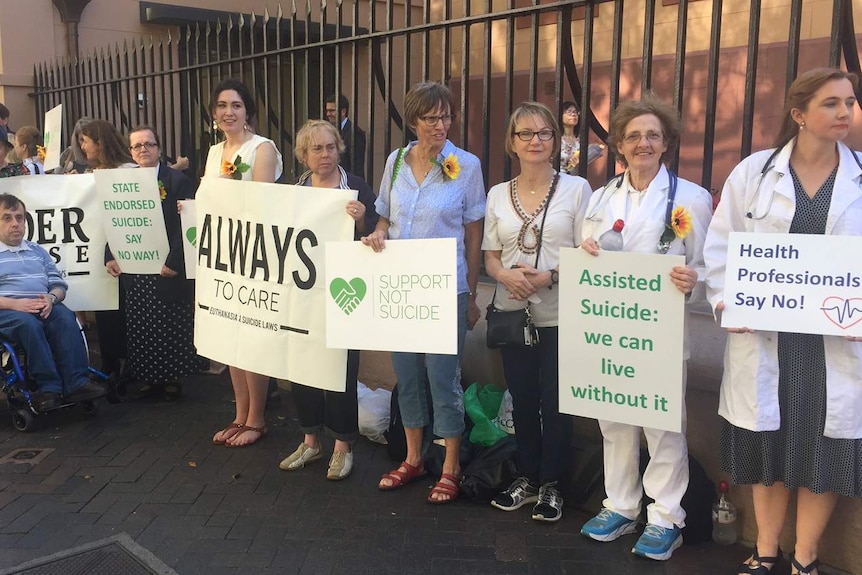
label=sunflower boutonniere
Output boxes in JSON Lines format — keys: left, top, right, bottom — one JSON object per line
{"left": 158, "top": 180, "right": 167, "bottom": 201}
{"left": 221, "top": 155, "right": 250, "bottom": 180}
{"left": 36, "top": 145, "right": 47, "bottom": 163}
{"left": 658, "top": 205, "right": 693, "bottom": 253}
{"left": 432, "top": 153, "right": 460, "bottom": 180}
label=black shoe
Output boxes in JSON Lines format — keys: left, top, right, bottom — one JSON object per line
{"left": 34, "top": 391, "right": 63, "bottom": 411}
{"left": 67, "top": 381, "right": 106, "bottom": 401}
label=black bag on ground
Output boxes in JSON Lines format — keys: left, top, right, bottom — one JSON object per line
{"left": 424, "top": 434, "right": 518, "bottom": 503}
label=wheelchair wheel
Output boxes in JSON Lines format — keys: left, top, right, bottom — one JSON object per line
{"left": 12, "top": 408, "right": 36, "bottom": 432}
{"left": 80, "top": 401, "right": 99, "bottom": 416}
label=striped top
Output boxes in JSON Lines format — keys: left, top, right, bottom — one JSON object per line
{"left": 0, "top": 240, "right": 67, "bottom": 298}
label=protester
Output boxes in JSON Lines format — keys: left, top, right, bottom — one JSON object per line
{"left": 59, "top": 117, "right": 94, "bottom": 174}
{"left": 102, "top": 125, "right": 196, "bottom": 401}
{"left": 559, "top": 101, "right": 604, "bottom": 174}
{"left": 278, "top": 120, "right": 378, "bottom": 480}
{"left": 325, "top": 94, "right": 366, "bottom": 178}
{"left": 0, "top": 103, "right": 11, "bottom": 145}
{"left": 0, "top": 139, "right": 28, "bottom": 178}
{"left": 80, "top": 120, "right": 136, "bottom": 170}
{"left": 0, "top": 194, "right": 103, "bottom": 411}
{"left": 206, "top": 78, "right": 283, "bottom": 448}
{"left": 704, "top": 67, "right": 862, "bottom": 575}
{"left": 362, "top": 81, "right": 486, "bottom": 503}
{"left": 483, "top": 102, "right": 591, "bottom": 521}
{"left": 14, "top": 126, "right": 45, "bottom": 175}
{"left": 578, "top": 93, "right": 712, "bottom": 560}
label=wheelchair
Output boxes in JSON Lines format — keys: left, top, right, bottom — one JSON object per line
{"left": 0, "top": 322, "right": 110, "bottom": 432}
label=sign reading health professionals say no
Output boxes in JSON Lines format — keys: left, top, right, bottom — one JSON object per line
{"left": 194, "top": 179, "right": 355, "bottom": 391}
{"left": 558, "top": 249, "right": 685, "bottom": 433}
{"left": 722, "top": 232, "right": 862, "bottom": 336}
{"left": 325, "top": 238, "right": 457, "bottom": 354}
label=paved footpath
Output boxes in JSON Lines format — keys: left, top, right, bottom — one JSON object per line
{"left": 0, "top": 374, "right": 753, "bottom": 575}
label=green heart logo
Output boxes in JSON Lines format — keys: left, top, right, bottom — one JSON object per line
{"left": 44, "top": 132, "right": 51, "bottom": 147}
{"left": 186, "top": 227, "right": 197, "bottom": 247}
{"left": 329, "top": 277, "right": 367, "bottom": 315}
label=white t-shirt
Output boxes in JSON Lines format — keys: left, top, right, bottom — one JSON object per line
{"left": 204, "top": 134, "right": 283, "bottom": 182}
{"left": 482, "top": 173, "right": 592, "bottom": 327}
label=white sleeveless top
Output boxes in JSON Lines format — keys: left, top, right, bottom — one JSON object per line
{"left": 203, "top": 134, "right": 283, "bottom": 182}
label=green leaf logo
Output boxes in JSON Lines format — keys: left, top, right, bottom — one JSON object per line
{"left": 329, "top": 277, "right": 366, "bottom": 315}
{"left": 44, "top": 132, "right": 51, "bottom": 147}
{"left": 186, "top": 227, "right": 197, "bottom": 247}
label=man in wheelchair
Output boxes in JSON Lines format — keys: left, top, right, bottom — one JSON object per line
{"left": 0, "top": 193, "right": 103, "bottom": 411}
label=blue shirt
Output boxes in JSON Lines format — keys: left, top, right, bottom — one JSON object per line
{"left": 0, "top": 240, "right": 67, "bottom": 298}
{"left": 375, "top": 140, "right": 486, "bottom": 293}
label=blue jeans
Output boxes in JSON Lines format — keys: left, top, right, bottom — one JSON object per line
{"left": 390, "top": 292, "right": 468, "bottom": 439}
{"left": 0, "top": 303, "right": 90, "bottom": 395}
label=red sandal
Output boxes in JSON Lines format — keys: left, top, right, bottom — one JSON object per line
{"left": 379, "top": 461, "right": 426, "bottom": 491}
{"left": 427, "top": 473, "right": 461, "bottom": 504}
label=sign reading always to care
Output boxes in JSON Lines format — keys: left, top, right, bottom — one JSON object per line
{"left": 325, "top": 238, "right": 457, "bottom": 354}
{"left": 722, "top": 232, "right": 862, "bottom": 336}
{"left": 559, "top": 248, "right": 685, "bottom": 432}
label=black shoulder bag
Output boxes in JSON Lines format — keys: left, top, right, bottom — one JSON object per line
{"left": 485, "top": 173, "right": 559, "bottom": 348}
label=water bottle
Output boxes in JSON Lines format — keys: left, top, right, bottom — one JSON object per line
{"left": 598, "top": 219, "right": 625, "bottom": 251}
{"left": 712, "top": 480, "right": 738, "bottom": 545}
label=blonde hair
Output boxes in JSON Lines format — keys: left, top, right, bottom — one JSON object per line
{"left": 504, "top": 101, "right": 560, "bottom": 159}
{"left": 294, "top": 120, "right": 345, "bottom": 163}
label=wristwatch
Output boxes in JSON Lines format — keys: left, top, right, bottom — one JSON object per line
{"left": 48, "top": 293, "right": 58, "bottom": 304}
{"left": 549, "top": 269, "right": 559, "bottom": 289}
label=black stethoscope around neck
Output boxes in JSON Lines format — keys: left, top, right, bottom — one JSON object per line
{"left": 745, "top": 145, "right": 862, "bottom": 219}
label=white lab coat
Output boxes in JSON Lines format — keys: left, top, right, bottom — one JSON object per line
{"left": 581, "top": 165, "right": 713, "bottom": 528}
{"left": 704, "top": 139, "right": 862, "bottom": 439}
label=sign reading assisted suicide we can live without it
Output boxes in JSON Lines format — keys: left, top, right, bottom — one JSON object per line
{"left": 325, "top": 238, "right": 457, "bottom": 354}
{"left": 559, "top": 249, "right": 685, "bottom": 433}
{"left": 722, "top": 232, "right": 862, "bottom": 336}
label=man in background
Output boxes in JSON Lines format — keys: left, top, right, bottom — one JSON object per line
{"left": 325, "top": 94, "right": 366, "bottom": 179}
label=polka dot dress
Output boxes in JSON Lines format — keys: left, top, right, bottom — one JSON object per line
{"left": 125, "top": 275, "right": 197, "bottom": 384}
{"left": 720, "top": 165, "right": 862, "bottom": 497}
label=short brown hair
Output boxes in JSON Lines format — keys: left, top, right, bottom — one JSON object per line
{"left": 129, "top": 125, "right": 161, "bottom": 147}
{"left": 15, "top": 126, "right": 42, "bottom": 157}
{"left": 504, "top": 101, "right": 561, "bottom": 160}
{"left": 774, "top": 67, "right": 859, "bottom": 148}
{"left": 0, "top": 193, "right": 25, "bottom": 212}
{"left": 404, "top": 82, "right": 454, "bottom": 131}
{"left": 608, "top": 92, "right": 681, "bottom": 168}
{"left": 294, "top": 120, "right": 345, "bottom": 162}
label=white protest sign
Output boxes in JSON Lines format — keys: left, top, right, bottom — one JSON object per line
{"left": 0, "top": 174, "right": 118, "bottom": 311}
{"left": 94, "top": 167, "right": 168, "bottom": 274}
{"left": 559, "top": 248, "right": 685, "bottom": 432}
{"left": 194, "top": 179, "right": 355, "bottom": 391}
{"left": 325, "top": 238, "right": 457, "bottom": 354}
{"left": 722, "top": 232, "right": 862, "bottom": 336}
{"left": 179, "top": 200, "right": 197, "bottom": 279}
{"left": 42, "top": 104, "right": 62, "bottom": 172}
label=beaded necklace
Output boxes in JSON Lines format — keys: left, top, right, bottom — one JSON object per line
{"left": 510, "top": 175, "right": 555, "bottom": 254}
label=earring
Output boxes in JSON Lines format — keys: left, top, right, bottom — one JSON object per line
{"left": 212, "top": 120, "right": 218, "bottom": 131}
{"left": 799, "top": 122, "right": 806, "bottom": 129}
{"left": 243, "top": 123, "right": 249, "bottom": 131}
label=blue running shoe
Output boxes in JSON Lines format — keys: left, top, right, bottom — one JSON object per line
{"left": 632, "top": 523, "right": 683, "bottom": 561}
{"left": 580, "top": 508, "right": 638, "bottom": 542}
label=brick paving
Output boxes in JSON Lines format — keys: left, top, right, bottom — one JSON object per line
{"left": 0, "top": 373, "right": 754, "bottom": 575}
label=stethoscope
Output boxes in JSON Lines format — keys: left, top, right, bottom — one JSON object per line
{"left": 585, "top": 169, "right": 679, "bottom": 224}
{"left": 745, "top": 147, "right": 862, "bottom": 219}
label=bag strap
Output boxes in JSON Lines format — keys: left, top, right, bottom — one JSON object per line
{"left": 390, "top": 147, "right": 407, "bottom": 187}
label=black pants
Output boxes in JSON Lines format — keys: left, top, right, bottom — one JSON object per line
{"left": 95, "top": 279, "right": 127, "bottom": 375}
{"left": 291, "top": 349, "right": 360, "bottom": 442}
{"left": 499, "top": 327, "right": 571, "bottom": 486}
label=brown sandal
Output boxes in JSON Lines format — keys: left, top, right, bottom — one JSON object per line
{"left": 379, "top": 461, "right": 426, "bottom": 491}
{"left": 225, "top": 424, "right": 267, "bottom": 447}
{"left": 427, "top": 473, "right": 461, "bottom": 504}
{"left": 212, "top": 422, "right": 244, "bottom": 445}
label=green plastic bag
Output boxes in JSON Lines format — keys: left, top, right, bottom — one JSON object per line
{"left": 464, "top": 382, "right": 508, "bottom": 447}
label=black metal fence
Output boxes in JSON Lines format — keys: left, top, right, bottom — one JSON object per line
{"left": 33, "top": 0, "right": 862, "bottom": 191}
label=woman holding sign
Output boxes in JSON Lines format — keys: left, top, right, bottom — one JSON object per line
{"left": 362, "top": 82, "right": 486, "bottom": 503}
{"left": 205, "top": 78, "right": 283, "bottom": 448}
{"left": 278, "top": 119, "right": 377, "bottom": 480}
{"left": 483, "top": 102, "right": 591, "bottom": 522}
{"left": 578, "top": 93, "right": 712, "bottom": 561}
{"left": 704, "top": 68, "right": 862, "bottom": 575}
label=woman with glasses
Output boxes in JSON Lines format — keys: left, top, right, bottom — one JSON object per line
{"left": 578, "top": 93, "right": 712, "bottom": 561}
{"left": 560, "top": 101, "right": 605, "bottom": 174}
{"left": 104, "top": 125, "right": 197, "bottom": 401}
{"left": 705, "top": 68, "right": 862, "bottom": 575}
{"left": 484, "top": 102, "right": 591, "bottom": 522}
{"left": 362, "top": 82, "right": 486, "bottom": 504}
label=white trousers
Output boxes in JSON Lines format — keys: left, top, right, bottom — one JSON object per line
{"left": 599, "top": 366, "right": 689, "bottom": 529}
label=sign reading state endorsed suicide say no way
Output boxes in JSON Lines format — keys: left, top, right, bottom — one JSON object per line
{"left": 722, "top": 232, "right": 862, "bottom": 336}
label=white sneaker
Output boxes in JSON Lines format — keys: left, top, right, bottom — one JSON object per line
{"left": 279, "top": 443, "right": 322, "bottom": 471}
{"left": 326, "top": 450, "right": 354, "bottom": 481}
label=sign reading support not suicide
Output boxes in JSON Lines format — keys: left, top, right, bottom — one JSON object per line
{"left": 722, "top": 232, "right": 862, "bottom": 336}
{"left": 325, "top": 238, "right": 457, "bottom": 354}
{"left": 94, "top": 167, "right": 168, "bottom": 274}
{"left": 559, "top": 248, "right": 685, "bottom": 432}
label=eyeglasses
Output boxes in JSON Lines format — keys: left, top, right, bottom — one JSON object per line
{"left": 513, "top": 129, "right": 555, "bottom": 142}
{"left": 130, "top": 142, "right": 159, "bottom": 151}
{"left": 623, "top": 131, "right": 663, "bottom": 144}
{"left": 420, "top": 114, "right": 455, "bottom": 127}
{"left": 564, "top": 109, "right": 579, "bottom": 115}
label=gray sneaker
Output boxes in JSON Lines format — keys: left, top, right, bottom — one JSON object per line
{"left": 491, "top": 477, "right": 539, "bottom": 511}
{"left": 532, "top": 482, "right": 563, "bottom": 522}
{"left": 279, "top": 443, "right": 322, "bottom": 471}
{"left": 326, "top": 450, "right": 354, "bottom": 481}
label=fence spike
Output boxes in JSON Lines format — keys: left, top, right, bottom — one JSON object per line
{"left": 238, "top": 13, "right": 245, "bottom": 28}
{"left": 291, "top": 0, "right": 297, "bottom": 17}
{"left": 277, "top": 3, "right": 283, "bottom": 19}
